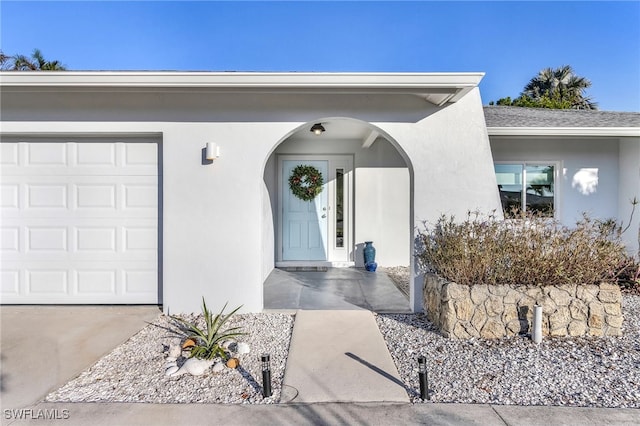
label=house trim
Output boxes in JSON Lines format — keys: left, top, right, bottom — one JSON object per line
{"left": 0, "top": 71, "right": 484, "bottom": 106}
{"left": 488, "top": 127, "right": 640, "bottom": 137}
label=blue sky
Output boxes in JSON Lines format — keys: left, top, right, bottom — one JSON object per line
{"left": 2, "top": 1, "right": 639, "bottom": 111}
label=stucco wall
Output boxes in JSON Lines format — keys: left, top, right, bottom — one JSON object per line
{"left": 380, "top": 88, "right": 503, "bottom": 311}
{"left": 1, "top": 86, "right": 501, "bottom": 314}
{"left": 491, "top": 137, "right": 619, "bottom": 226}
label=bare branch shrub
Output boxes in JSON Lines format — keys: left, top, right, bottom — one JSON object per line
{"left": 417, "top": 211, "right": 634, "bottom": 287}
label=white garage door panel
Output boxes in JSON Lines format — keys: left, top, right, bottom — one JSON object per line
{"left": 1, "top": 218, "right": 157, "bottom": 261}
{"left": 1, "top": 176, "right": 157, "bottom": 219}
{"left": 1, "top": 142, "right": 157, "bottom": 175}
{"left": 1, "top": 141, "right": 159, "bottom": 304}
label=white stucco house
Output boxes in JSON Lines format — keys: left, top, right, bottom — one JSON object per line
{"left": 1, "top": 72, "right": 639, "bottom": 313}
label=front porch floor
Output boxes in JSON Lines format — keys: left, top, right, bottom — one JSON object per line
{"left": 263, "top": 267, "right": 411, "bottom": 312}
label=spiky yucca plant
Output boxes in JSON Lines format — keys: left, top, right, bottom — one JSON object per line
{"left": 171, "top": 298, "right": 245, "bottom": 360}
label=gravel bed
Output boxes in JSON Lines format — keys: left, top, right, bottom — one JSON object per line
{"left": 46, "top": 313, "right": 294, "bottom": 404}
{"left": 376, "top": 295, "right": 640, "bottom": 408}
{"left": 46, "top": 272, "right": 639, "bottom": 407}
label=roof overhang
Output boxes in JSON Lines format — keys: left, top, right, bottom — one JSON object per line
{"left": 487, "top": 127, "right": 640, "bottom": 138}
{"left": 0, "top": 71, "right": 484, "bottom": 106}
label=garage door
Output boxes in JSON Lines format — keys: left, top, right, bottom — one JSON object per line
{"left": 1, "top": 139, "right": 159, "bottom": 304}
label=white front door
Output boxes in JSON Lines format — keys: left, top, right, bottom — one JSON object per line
{"left": 282, "top": 160, "right": 328, "bottom": 260}
{"left": 278, "top": 155, "right": 353, "bottom": 264}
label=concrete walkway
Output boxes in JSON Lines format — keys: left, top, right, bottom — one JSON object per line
{"left": 281, "top": 310, "right": 408, "bottom": 403}
{"left": 263, "top": 268, "right": 411, "bottom": 312}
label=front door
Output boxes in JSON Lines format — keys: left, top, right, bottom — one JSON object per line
{"left": 278, "top": 155, "right": 353, "bottom": 264}
{"left": 281, "top": 159, "right": 328, "bottom": 260}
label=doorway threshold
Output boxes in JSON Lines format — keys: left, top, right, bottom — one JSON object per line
{"left": 276, "top": 261, "right": 355, "bottom": 269}
{"left": 279, "top": 266, "right": 329, "bottom": 272}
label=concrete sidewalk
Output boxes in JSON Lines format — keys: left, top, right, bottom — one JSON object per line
{"left": 2, "top": 305, "right": 639, "bottom": 426}
{"left": 281, "top": 310, "right": 409, "bottom": 403}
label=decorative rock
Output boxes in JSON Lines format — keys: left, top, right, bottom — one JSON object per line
{"left": 606, "top": 315, "right": 623, "bottom": 328}
{"left": 550, "top": 325, "right": 568, "bottom": 337}
{"left": 548, "top": 287, "right": 572, "bottom": 306}
{"left": 503, "top": 288, "right": 521, "bottom": 304}
{"left": 506, "top": 319, "right": 521, "bottom": 335}
{"left": 226, "top": 357, "right": 240, "bottom": 369}
{"left": 165, "top": 365, "right": 179, "bottom": 376}
{"left": 549, "top": 307, "right": 571, "bottom": 329}
{"left": 227, "top": 342, "right": 238, "bottom": 352}
{"left": 588, "top": 303, "right": 604, "bottom": 329}
{"left": 568, "top": 320, "right": 587, "bottom": 336}
{"left": 569, "top": 299, "right": 588, "bottom": 321}
{"left": 164, "top": 361, "right": 177, "bottom": 369}
{"left": 182, "top": 338, "right": 196, "bottom": 349}
{"left": 165, "top": 356, "right": 177, "bottom": 363}
{"left": 576, "top": 285, "right": 599, "bottom": 303}
{"left": 501, "top": 305, "right": 518, "bottom": 325}
{"left": 220, "top": 340, "right": 233, "bottom": 350}
{"left": 445, "top": 282, "right": 467, "bottom": 300}
{"left": 237, "top": 342, "right": 250, "bottom": 354}
{"left": 598, "top": 283, "right": 621, "bottom": 303}
{"left": 212, "top": 361, "right": 225, "bottom": 373}
{"left": 488, "top": 285, "right": 509, "bottom": 297}
{"left": 471, "top": 308, "right": 487, "bottom": 332}
{"left": 168, "top": 345, "right": 181, "bottom": 358}
{"left": 454, "top": 299, "right": 474, "bottom": 322}
{"left": 171, "top": 358, "right": 214, "bottom": 376}
{"left": 484, "top": 296, "right": 503, "bottom": 317}
{"left": 423, "top": 274, "right": 623, "bottom": 340}
{"left": 453, "top": 322, "right": 472, "bottom": 339}
{"left": 470, "top": 285, "right": 489, "bottom": 304}
{"left": 481, "top": 319, "right": 505, "bottom": 339}
{"left": 603, "top": 303, "right": 622, "bottom": 316}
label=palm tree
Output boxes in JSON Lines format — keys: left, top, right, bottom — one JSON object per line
{"left": 522, "top": 65, "right": 596, "bottom": 110}
{"left": 7, "top": 49, "right": 66, "bottom": 71}
{"left": 0, "top": 51, "right": 12, "bottom": 70}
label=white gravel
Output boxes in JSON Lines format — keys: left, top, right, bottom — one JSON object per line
{"left": 376, "top": 295, "right": 640, "bottom": 408}
{"left": 46, "top": 270, "right": 640, "bottom": 407}
{"left": 46, "top": 313, "right": 294, "bottom": 404}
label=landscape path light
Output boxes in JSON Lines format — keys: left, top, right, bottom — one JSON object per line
{"left": 261, "top": 353, "right": 272, "bottom": 397}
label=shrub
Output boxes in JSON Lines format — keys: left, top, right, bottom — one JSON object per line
{"left": 417, "top": 211, "right": 634, "bottom": 287}
{"left": 171, "top": 298, "right": 245, "bottom": 360}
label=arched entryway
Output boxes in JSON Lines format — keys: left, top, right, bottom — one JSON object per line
{"left": 261, "top": 118, "right": 414, "bottom": 312}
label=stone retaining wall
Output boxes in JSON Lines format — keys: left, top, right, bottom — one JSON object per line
{"left": 423, "top": 274, "right": 623, "bottom": 339}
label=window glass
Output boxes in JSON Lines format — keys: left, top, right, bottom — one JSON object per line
{"left": 494, "top": 163, "right": 555, "bottom": 217}
{"left": 525, "top": 165, "right": 554, "bottom": 216}
{"left": 495, "top": 164, "right": 523, "bottom": 217}
{"left": 335, "top": 168, "right": 344, "bottom": 248}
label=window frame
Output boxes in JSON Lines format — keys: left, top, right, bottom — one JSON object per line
{"left": 494, "top": 160, "right": 561, "bottom": 219}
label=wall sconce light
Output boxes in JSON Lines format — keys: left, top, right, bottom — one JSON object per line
{"left": 310, "top": 123, "right": 325, "bottom": 135}
{"left": 206, "top": 142, "right": 220, "bottom": 161}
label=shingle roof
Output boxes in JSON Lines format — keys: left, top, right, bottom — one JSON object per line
{"left": 483, "top": 106, "right": 640, "bottom": 128}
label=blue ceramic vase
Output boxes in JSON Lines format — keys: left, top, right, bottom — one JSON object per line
{"left": 363, "top": 241, "right": 377, "bottom": 272}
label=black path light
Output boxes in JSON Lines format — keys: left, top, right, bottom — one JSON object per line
{"left": 261, "top": 353, "right": 272, "bottom": 397}
{"left": 418, "top": 355, "right": 430, "bottom": 400}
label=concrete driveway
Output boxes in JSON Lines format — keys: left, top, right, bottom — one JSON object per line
{"left": 0, "top": 305, "right": 160, "bottom": 410}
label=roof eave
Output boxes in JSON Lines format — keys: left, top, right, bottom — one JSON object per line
{"left": 487, "top": 127, "right": 640, "bottom": 137}
{"left": 0, "top": 71, "right": 484, "bottom": 105}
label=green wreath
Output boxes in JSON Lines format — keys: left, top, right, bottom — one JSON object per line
{"left": 289, "top": 164, "right": 324, "bottom": 201}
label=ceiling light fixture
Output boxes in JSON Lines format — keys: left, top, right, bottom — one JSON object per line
{"left": 310, "top": 123, "right": 325, "bottom": 135}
